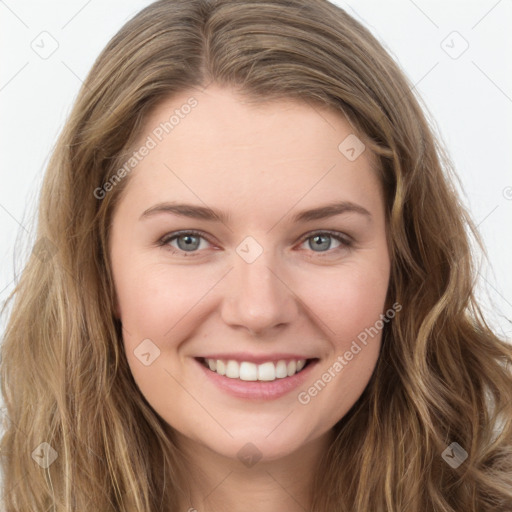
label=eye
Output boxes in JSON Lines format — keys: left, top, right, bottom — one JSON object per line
{"left": 158, "top": 230, "right": 213, "bottom": 255}
{"left": 157, "top": 230, "right": 353, "bottom": 257}
{"left": 298, "top": 231, "right": 353, "bottom": 255}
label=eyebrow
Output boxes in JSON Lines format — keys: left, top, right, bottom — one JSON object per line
{"left": 139, "top": 201, "right": 372, "bottom": 224}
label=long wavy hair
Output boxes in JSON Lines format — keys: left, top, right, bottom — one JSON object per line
{"left": 1, "top": 0, "right": 511, "bottom": 510}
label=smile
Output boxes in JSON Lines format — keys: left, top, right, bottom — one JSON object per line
{"left": 194, "top": 354, "right": 320, "bottom": 400}
{"left": 198, "top": 357, "right": 310, "bottom": 382}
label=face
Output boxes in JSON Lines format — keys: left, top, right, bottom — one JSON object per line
{"left": 109, "top": 84, "right": 390, "bottom": 464}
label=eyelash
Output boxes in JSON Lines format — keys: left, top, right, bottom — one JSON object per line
{"left": 156, "top": 229, "right": 353, "bottom": 258}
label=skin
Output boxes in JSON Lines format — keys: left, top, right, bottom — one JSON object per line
{"left": 109, "top": 84, "right": 391, "bottom": 512}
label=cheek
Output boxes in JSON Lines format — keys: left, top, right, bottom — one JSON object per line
{"left": 113, "top": 261, "right": 205, "bottom": 404}
{"left": 114, "top": 259, "right": 196, "bottom": 329}
{"left": 294, "top": 263, "right": 389, "bottom": 423}
{"left": 296, "top": 258, "right": 390, "bottom": 345}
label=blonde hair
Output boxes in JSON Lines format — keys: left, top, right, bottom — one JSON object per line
{"left": 1, "top": 0, "right": 511, "bottom": 510}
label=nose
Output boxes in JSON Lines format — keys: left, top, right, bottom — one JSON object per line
{"left": 220, "top": 249, "right": 299, "bottom": 336}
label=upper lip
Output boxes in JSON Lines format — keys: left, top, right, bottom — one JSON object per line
{"left": 196, "top": 353, "right": 317, "bottom": 364}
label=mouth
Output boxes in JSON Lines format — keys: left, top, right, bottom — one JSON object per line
{"left": 195, "top": 356, "right": 318, "bottom": 382}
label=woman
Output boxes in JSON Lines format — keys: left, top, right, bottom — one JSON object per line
{"left": 1, "top": 0, "right": 511, "bottom": 510}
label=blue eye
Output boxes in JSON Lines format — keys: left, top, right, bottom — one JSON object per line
{"left": 159, "top": 230, "right": 210, "bottom": 254}
{"left": 299, "top": 231, "right": 352, "bottom": 253}
{"left": 157, "top": 230, "right": 352, "bottom": 257}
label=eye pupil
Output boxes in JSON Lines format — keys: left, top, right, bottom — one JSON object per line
{"left": 178, "top": 234, "right": 200, "bottom": 251}
{"left": 310, "top": 234, "right": 331, "bottom": 251}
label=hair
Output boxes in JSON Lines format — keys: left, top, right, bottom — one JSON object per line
{"left": 1, "top": 0, "right": 511, "bottom": 510}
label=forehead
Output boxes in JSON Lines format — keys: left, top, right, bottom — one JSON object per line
{"left": 119, "top": 85, "right": 383, "bottom": 218}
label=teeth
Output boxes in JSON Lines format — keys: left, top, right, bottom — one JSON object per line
{"left": 275, "top": 360, "right": 288, "bottom": 378}
{"left": 202, "top": 358, "right": 309, "bottom": 381}
{"left": 216, "top": 360, "right": 225, "bottom": 376}
{"left": 240, "top": 361, "right": 258, "bottom": 381}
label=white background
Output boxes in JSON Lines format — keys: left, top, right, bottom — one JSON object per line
{"left": 0, "top": 0, "right": 511, "bottom": 494}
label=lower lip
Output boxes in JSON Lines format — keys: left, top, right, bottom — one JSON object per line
{"left": 194, "top": 358, "right": 319, "bottom": 400}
